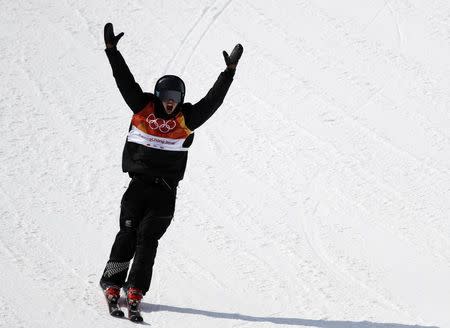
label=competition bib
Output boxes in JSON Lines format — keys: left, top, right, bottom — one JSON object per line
{"left": 127, "top": 102, "right": 192, "bottom": 151}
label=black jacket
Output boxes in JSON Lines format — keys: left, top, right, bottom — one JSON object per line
{"left": 105, "top": 48, "right": 234, "bottom": 182}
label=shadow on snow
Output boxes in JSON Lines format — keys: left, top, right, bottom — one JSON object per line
{"left": 140, "top": 303, "right": 438, "bottom": 328}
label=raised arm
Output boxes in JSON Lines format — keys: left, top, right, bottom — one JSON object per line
{"left": 104, "top": 23, "right": 147, "bottom": 113}
{"left": 184, "top": 44, "right": 243, "bottom": 130}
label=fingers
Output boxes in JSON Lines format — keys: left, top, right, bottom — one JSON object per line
{"left": 104, "top": 23, "right": 123, "bottom": 48}
{"left": 223, "top": 44, "right": 243, "bottom": 69}
{"left": 104, "top": 23, "right": 114, "bottom": 38}
{"left": 116, "top": 32, "right": 124, "bottom": 43}
{"left": 222, "top": 50, "right": 230, "bottom": 66}
{"left": 105, "top": 22, "right": 113, "bottom": 31}
{"left": 104, "top": 23, "right": 114, "bottom": 47}
{"left": 229, "top": 44, "right": 243, "bottom": 64}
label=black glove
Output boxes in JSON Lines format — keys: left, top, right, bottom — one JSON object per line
{"left": 223, "top": 44, "right": 243, "bottom": 70}
{"left": 104, "top": 23, "right": 124, "bottom": 49}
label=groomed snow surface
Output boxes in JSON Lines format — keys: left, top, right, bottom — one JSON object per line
{"left": 1, "top": 1, "right": 449, "bottom": 327}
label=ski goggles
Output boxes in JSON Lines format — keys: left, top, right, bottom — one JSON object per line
{"left": 156, "top": 90, "right": 183, "bottom": 103}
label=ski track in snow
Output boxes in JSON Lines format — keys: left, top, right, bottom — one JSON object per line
{"left": 1, "top": 0, "right": 449, "bottom": 327}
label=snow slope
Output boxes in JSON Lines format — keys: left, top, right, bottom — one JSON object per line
{"left": 1, "top": 0, "right": 449, "bottom": 327}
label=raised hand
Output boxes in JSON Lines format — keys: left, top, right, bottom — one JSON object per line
{"left": 223, "top": 44, "right": 243, "bottom": 70}
{"left": 104, "top": 23, "right": 124, "bottom": 49}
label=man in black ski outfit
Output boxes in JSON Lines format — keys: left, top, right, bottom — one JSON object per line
{"left": 99, "top": 22, "right": 243, "bottom": 306}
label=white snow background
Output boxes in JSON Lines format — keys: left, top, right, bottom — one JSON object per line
{"left": 0, "top": 0, "right": 449, "bottom": 327}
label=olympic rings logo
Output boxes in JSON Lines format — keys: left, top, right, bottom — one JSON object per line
{"left": 145, "top": 114, "right": 176, "bottom": 133}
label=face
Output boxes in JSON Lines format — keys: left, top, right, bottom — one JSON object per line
{"left": 162, "top": 99, "right": 178, "bottom": 115}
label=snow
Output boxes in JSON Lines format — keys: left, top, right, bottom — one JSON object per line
{"left": 0, "top": 0, "right": 449, "bottom": 327}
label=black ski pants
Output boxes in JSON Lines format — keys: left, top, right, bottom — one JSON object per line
{"left": 100, "top": 175, "right": 177, "bottom": 295}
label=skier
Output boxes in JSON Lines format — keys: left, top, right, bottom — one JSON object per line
{"left": 99, "top": 22, "right": 243, "bottom": 321}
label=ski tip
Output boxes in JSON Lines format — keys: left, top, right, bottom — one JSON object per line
{"left": 111, "top": 310, "right": 125, "bottom": 318}
{"left": 130, "top": 314, "right": 144, "bottom": 323}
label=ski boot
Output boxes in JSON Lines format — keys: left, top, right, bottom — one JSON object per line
{"left": 101, "top": 285, "right": 124, "bottom": 318}
{"left": 126, "top": 287, "right": 144, "bottom": 323}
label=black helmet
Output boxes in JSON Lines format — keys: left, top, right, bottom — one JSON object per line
{"left": 154, "top": 75, "right": 185, "bottom": 104}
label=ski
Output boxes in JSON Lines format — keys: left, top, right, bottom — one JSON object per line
{"left": 100, "top": 284, "right": 125, "bottom": 318}
{"left": 127, "top": 307, "right": 143, "bottom": 323}
{"left": 106, "top": 297, "right": 124, "bottom": 318}
{"left": 126, "top": 287, "right": 144, "bottom": 323}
